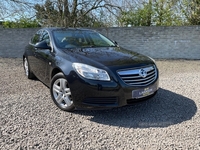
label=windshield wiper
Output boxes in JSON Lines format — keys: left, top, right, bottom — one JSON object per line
{"left": 81, "top": 45, "right": 96, "bottom": 48}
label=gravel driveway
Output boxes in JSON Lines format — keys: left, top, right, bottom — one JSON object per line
{"left": 0, "top": 58, "right": 200, "bottom": 149}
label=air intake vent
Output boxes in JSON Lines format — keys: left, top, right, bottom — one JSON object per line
{"left": 83, "top": 97, "right": 118, "bottom": 105}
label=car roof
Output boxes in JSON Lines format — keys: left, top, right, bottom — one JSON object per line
{"left": 42, "top": 27, "right": 94, "bottom": 32}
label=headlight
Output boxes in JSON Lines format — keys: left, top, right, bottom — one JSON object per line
{"left": 72, "top": 63, "right": 110, "bottom": 81}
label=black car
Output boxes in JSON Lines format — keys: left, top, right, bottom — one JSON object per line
{"left": 23, "top": 27, "right": 159, "bottom": 111}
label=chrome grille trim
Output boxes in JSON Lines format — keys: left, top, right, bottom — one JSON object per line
{"left": 123, "top": 74, "right": 155, "bottom": 82}
{"left": 117, "top": 65, "right": 157, "bottom": 86}
{"left": 118, "top": 66, "right": 154, "bottom": 75}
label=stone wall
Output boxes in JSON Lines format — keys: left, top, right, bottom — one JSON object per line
{"left": 0, "top": 28, "right": 39, "bottom": 58}
{"left": 0, "top": 26, "right": 200, "bottom": 59}
{"left": 97, "top": 26, "right": 200, "bottom": 59}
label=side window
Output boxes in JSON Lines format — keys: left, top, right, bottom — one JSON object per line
{"left": 30, "top": 30, "right": 50, "bottom": 46}
{"left": 40, "top": 30, "right": 50, "bottom": 46}
{"left": 31, "top": 33, "right": 40, "bottom": 44}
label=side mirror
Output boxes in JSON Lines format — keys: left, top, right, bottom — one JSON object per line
{"left": 113, "top": 41, "right": 119, "bottom": 47}
{"left": 35, "top": 41, "right": 51, "bottom": 50}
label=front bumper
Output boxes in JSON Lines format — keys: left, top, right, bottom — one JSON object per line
{"left": 68, "top": 71, "right": 159, "bottom": 110}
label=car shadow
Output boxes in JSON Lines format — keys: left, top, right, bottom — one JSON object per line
{"left": 75, "top": 88, "right": 197, "bottom": 128}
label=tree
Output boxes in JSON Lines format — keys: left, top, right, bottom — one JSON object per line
{"left": 153, "top": 0, "right": 183, "bottom": 26}
{"left": 1, "top": 0, "right": 193, "bottom": 27}
{"left": 34, "top": 0, "right": 59, "bottom": 26}
{"left": 182, "top": 0, "right": 200, "bottom": 25}
{"left": 118, "top": 1, "right": 153, "bottom": 26}
{"left": 34, "top": 0, "right": 121, "bottom": 27}
{"left": 0, "top": 0, "right": 41, "bottom": 21}
{"left": 118, "top": 0, "right": 185, "bottom": 26}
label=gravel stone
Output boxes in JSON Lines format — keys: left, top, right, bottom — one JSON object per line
{"left": 0, "top": 58, "right": 200, "bottom": 149}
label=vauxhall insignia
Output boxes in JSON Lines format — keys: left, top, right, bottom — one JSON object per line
{"left": 23, "top": 28, "right": 159, "bottom": 111}
{"left": 139, "top": 69, "right": 147, "bottom": 78}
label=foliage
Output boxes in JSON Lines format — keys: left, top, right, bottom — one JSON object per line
{"left": 34, "top": 0, "right": 58, "bottom": 27}
{"left": 182, "top": 0, "right": 200, "bottom": 25}
{"left": 2, "top": 17, "right": 39, "bottom": 28}
{"left": 2, "top": 0, "right": 200, "bottom": 27}
{"left": 118, "top": 0, "right": 184, "bottom": 26}
{"left": 119, "top": 2, "right": 153, "bottom": 26}
{"left": 153, "top": 0, "right": 183, "bottom": 26}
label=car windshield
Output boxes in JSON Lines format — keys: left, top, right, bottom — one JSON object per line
{"left": 53, "top": 29, "right": 116, "bottom": 49}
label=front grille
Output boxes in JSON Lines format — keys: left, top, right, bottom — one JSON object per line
{"left": 117, "top": 65, "right": 157, "bottom": 86}
{"left": 83, "top": 97, "right": 118, "bottom": 105}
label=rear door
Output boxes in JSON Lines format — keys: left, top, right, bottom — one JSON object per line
{"left": 27, "top": 30, "right": 41, "bottom": 75}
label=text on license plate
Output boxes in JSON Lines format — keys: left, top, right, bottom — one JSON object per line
{"left": 132, "top": 85, "right": 157, "bottom": 99}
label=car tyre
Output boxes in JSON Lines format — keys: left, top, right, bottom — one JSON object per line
{"left": 23, "top": 57, "right": 35, "bottom": 79}
{"left": 50, "top": 73, "right": 75, "bottom": 111}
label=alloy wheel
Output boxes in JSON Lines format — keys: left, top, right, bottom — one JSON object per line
{"left": 52, "top": 78, "right": 73, "bottom": 109}
{"left": 24, "top": 58, "right": 29, "bottom": 76}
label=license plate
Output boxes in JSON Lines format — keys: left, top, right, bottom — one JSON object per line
{"left": 132, "top": 84, "right": 157, "bottom": 99}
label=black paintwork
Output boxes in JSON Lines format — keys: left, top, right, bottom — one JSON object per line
{"left": 23, "top": 28, "right": 159, "bottom": 109}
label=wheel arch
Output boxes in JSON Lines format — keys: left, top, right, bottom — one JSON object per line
{"left": 23, "top": 55, "right": 26, "bottom": 61}
{"left": 51, "top": 68, "right": 63, "bottom": 79}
